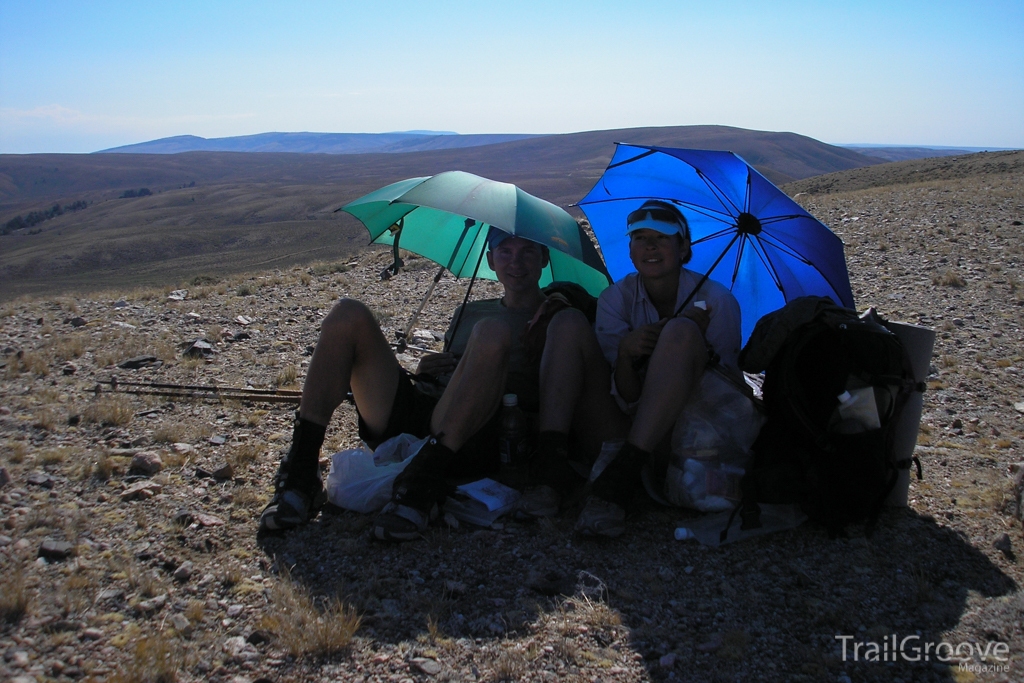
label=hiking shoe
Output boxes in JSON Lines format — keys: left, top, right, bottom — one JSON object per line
{"left": 259, "top": 484, "right": 327, "bottom": 532}
{"left": 514, "top": 484, "right": 561, "bottom": 519}
{"left": 373, "top": 501, "right": 440, "bottom": 541}
{"left": 372, "top": 438, "right": 455, "bottom": 542}
{"left": 591, "top": 442, "right": 650, "bottom": 508}
{"left": 258, "top": 414, "right": 327, "bottom": 533}
{"left": 575, "top": 496, "right": 626, "bottom": 538}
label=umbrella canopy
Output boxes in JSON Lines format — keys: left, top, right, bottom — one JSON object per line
{"left": 578, "top": 144, "right": 855, "bottom": 343}
{"left": 341, "top": 170, "right": 611, "bottom": 297}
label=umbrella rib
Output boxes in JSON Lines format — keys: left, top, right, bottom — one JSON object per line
{"left": 690, "top": 226, "right": 738, "bottom": 246}
{"left": 748, "top": 237, "right": 787, "bottom": 293}
{"left": 758, "top": 214, "right": 815, "bottom": 226}
{"left": 756, "top": 232, "right": 815, "bottom": 266}
{"left": 693, "top": 167, "right": 742, "bottom": 216}
{"left": 606, "top": 148, "right": 659, "bottom": 171}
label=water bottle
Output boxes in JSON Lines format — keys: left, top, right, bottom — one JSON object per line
{"left": 835, "top": 388, "right": 881, "bottom": 433}
{"left": 498, "top": 394, "right": 528, "bottom": 488}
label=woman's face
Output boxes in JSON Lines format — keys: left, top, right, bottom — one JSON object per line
{"left": 628, "top": 228, "right": 689, "bottom": 279}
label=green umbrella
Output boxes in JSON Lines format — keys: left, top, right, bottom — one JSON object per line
{"left": 340, "top": 171, "right": 611, "bottom": 347}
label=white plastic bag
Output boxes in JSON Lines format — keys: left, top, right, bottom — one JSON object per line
{"left": 660, "top": 367, "right": 765, "bottom": 512}
{"left": 325, "top": 433, "right": 429, "bottom": 513}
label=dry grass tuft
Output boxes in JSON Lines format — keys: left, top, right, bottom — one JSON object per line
{"left": 230, "top": 442, "right": 261, "bottom": 469}
{"left": 933, "top": 269, "right": 967, "bottom": 287}
{"left": 0, "top": 563, "right": 31, "bottom": 624}
{"left": 184, "top": 600, "right": 206, "bottom": 623}
{"left": 39, "top": 447, "right": 74, "bottom": 465}
{"left": 32, "top": 406, "right": 63, "bottom": 432}
{"left": 275, "top": 364, "right": 299, "bottom": 388}
{"left": 83, "top": 395, "right": 135, "bottom": 426}
{"left": 6, "top": 440, "right": 29, "bottom": 464}
{"left": 94, "top": 454, "right": 118, "bottom": 480}
{"left": 259, "top": 572, "right": 361, "bottom": 657}
{"left": 152, "top": 423, "right": 188, "bottom": 444}
{"left": 6, "top": 350, "right": 50, "bottom": 377}
{"left": 108, "top": 633, "right": 187, "bottom": 683}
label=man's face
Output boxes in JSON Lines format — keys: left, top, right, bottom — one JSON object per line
{"left": 628, "top": 228, "right": 689, "bottom": 279}
{"left": 486, "top": 236, "right": 549, "bottom": 294}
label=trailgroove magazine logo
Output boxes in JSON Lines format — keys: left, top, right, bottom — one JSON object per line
{"left": 835, "top": 634, "right": 1010, "bottom": 669}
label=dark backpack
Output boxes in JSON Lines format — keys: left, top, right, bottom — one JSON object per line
{"left": 735, "top": 296, "right": 922, "bottom": 538}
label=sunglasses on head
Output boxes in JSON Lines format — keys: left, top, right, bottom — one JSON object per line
{"left": 626, "top": 206, "right": 683, "bottom": 227}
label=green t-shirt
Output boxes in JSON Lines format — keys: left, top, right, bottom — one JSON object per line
{"left": 421, "top": 298, "right": 541, "bottom": 411}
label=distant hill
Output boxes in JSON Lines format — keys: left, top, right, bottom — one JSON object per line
{"left": 0, "top": 124, "right": 884, "bottom": 298}
{"left": 97, "top": 132, "right": 540, "bottom": 155}
{"left": 783, "top": 149, "right": 1024, "bottom": 195}
{"left": 841, "top": 145, "right": 1011, "bottom": 163}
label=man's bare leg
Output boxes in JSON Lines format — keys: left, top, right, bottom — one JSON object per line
{"left": 429, "top": 317, "right": 512, "bottom": 452}
{"left": 539, "top": 309, "right": 629, "bottom": 457}
{"left": 375, "top": 318, "right": 513, "bottom": 541}
{"left": 261, "top": 298, "right": 400, "bottom": 533}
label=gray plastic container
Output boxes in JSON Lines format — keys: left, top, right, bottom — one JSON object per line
{"left": 883, "top": 321, "right": 936, "bottom": 506}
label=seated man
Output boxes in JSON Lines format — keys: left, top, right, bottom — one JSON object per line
{"left": 259, "top": 229, "right": 593, "bottom": 541}
{"left": 527, "top": 200, "right": 742, "bottom": 536}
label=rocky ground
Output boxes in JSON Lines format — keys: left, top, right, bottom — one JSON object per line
{"left": 1, "top": 153, "right": 1023, "bottom": 683}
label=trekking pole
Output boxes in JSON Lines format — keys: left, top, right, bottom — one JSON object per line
{"left": 91, "top": 379, "right": 302, "bottom": 404}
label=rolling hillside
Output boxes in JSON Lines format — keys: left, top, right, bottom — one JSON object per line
{"left": 0, "top": 125, "right": 882, "bottom": 299}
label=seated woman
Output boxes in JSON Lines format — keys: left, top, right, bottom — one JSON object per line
{"left": 526, "top": 200, "right": 741, "bottom": 537}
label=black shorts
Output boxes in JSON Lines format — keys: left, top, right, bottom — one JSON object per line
{"left": 356, "top": 369, "right": 501, "bottom": 480}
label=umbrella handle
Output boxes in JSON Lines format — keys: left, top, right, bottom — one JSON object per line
{"left": 399, "top": 265, "right": 447, "bottom": 351}
{"left": 381, "top": 218, "right": 405, "bottom": 280}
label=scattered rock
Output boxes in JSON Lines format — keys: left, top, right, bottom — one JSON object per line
{"left": 0, "top": 466, "right": 10, "bottom": 487}
{"left": 209, "top": 435, "right": 227, "bottom": 446}
{"left": 38, "top": 539, "right": 75, "bottom": 561}
{"left": 81, "top": 628, "right": 104, "bottom": 641}
{"left": 194, "top": 513, "right": 225, "bottom": 527}
{"left": 1015, "top": 402, "right": 1024, "bottom": 414}
{"left": 659, "top": 653, "right": 677, "bottom": 668}
{"left": 411, "top": 657, "right": 442, "bottom": 675}
{"left": 697, "top": 634, "right": 723, "bottom": 652}
{"left": 113, "top": 299, "right": 129, "bottom": 308}
{"left": 235, "top": 315, "right": 252, "bottom": 326}
{"left": 62, "top": 362, "right": 78, "bottom": 375}
{"left": 173, "top": 560, "right": 195, "bottom": 581}
{"left": 129, "top": 451, "right": 163, "bottom": 475}
{"left": 211, "top": 462, "right": 234, "bottom": 479}
{"left": 172, "top": 508, "right": 194, "bottom": 526}
{"left": 171, "top": 613, "right": 192, "bottom": 635}
{"left": 995, "top": 533, "right": 1014, "bottom": 559}
{"left": 246, "top": 630, "right": 272, "bottom": 645}
{"left": 118, "top": 355, "right": 158, "bottom": 370}
{"left": 26, "top": 471, "right": 54, "bottom": 488}
{"left": 226, "top": 604, "right": 244, "bottom": 617}
{"left": 182, "top": 339, "right": 216, "bottom": 358}
{"left": 96, "top": 588, "right": 124, "bottom": 602}
{"left": 223, "top": 635, "right": 260, "bottom": 662}
{"left": 136, "top": 595, "right": 167, "bottom": 613}
{"left": 171, "top": 442, "right": 195, "bottom": 454}
{"left": 120, "top": 480, "right": 163, "bottom": 501}
{"left": 68, "top": 316, "right": 88, "bottom": 327}
{"left": 0, "top": 535, "right": 12, "bottom": 546}
{"left": 167, "top": 289, "right": 188, "bottom": 301}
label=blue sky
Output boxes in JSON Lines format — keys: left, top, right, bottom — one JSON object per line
{"left": 1, "top": 0, "right": 1021, "bottom": 153}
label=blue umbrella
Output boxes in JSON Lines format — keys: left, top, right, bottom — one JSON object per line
{"left": 578, "top": 144, "right": 855, "bottom": 344}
